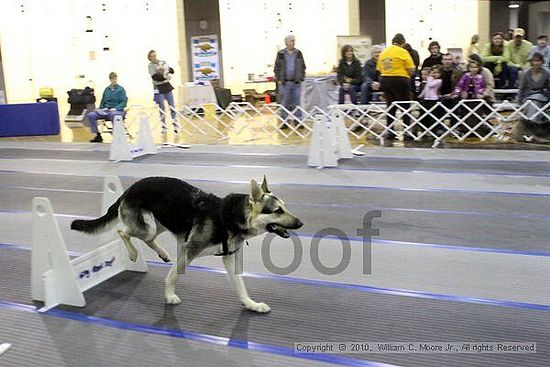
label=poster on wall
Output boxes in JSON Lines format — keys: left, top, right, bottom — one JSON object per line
{"left": 191, "top": 35, "right": 220, "bottom": 82}
{"left": 336, "top": 36, "right": 372, "bottom": 65}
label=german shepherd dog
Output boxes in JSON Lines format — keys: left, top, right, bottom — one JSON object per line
{"left": 71, "top": 176, "right": 303, "bottom": 313}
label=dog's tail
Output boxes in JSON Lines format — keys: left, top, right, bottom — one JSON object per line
{"left": 71, "top": 196, "right": 123, "bottom": 234}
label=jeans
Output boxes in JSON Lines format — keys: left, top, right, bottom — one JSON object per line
{"left": 154, "top": 91, "right": 177, "bottom": 127}
{"left": 338, "top": 84, "right": 359, "bottom": 104}
{"left": 361, "top": 82, "right": 377, "bottom": 104}
{"left": 484, "top": 62, "right": 516, "bottom": 88}
{"left": 278, "top": 81, "right": 302, "bottom": 119}
{"left": 504, "top": 66, "right": 519, "bottom": 89}
{"left": 86, "top": 110, "right": 125, "bottom": 134}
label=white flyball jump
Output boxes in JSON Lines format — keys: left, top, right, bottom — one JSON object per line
{"left": 109, "top": 113, "right": 157, "bottom": 162}
{"left": 307, "top": 111, "right": 353, "bottom": 168}
{"left": 0, "top": 343, "right": 11, "bottom": 357}
{"left": 31, "top": 176, "right": 148, "bottom": 312}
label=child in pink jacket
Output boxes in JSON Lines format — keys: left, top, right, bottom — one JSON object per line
{"left": 418, "top": 65, "right": 444, "bottom": 137}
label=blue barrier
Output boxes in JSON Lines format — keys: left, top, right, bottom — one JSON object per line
{"left": 0, "top": 102, "right": 60, "bottom": 137}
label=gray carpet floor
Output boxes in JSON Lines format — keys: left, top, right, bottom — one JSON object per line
{"left": 0, "top": 142, "right": 549, "bottom": 367}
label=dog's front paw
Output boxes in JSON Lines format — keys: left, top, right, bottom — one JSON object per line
{"left": 158, "top": 249, "right": 171, "bottom": 263}
{"left": 244, "top": 301, "right": 271, "bottom": 313}
{"left": 165, "top": 293, "right": 181, "bottom": 305}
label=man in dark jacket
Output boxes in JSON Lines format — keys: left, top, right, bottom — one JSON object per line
{"left": 440, "top": 53, "right": 463, "bottom": 128}
{"left": 361, "top": 45, "right": 383, "bottom": 104}
{"left": 274, "top": 35, "right": 306, "bottom": 126}
{"left": 421, "top": 41, "right": 444, "bottom": 69}
{"left": 403, "top": 43, "right": 420, "bottom": 97}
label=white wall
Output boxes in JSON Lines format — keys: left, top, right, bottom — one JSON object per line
{"left": 385, "top": 0, "right": 479, "bottom": 62}
{"left": 0, "top": 0, "right": 180, "bottom": 105}
{"left": 219, "top": 0, "right": 350, "bottom": 93}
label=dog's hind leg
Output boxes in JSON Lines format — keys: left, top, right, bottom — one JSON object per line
{"left": 119, "top": 209, "right": 170, "bottom": 263}
{"left": 118, "top": 204, "right": 148, "bottom": 262}
{"left": 222, "top": 251, "right": 271, "bottom": 313}
{"left": 144, "top": 239, "right": 171, "bottom": 263}
{"left": 140, "top": 214, "right": 171, "bottom": 262}
{"left": 117, "top": 229, "right": 138, "bottom": 262}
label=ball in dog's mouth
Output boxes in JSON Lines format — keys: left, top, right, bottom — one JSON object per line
{"left": 266, "top": 223, "right": 290, "bottom": 238}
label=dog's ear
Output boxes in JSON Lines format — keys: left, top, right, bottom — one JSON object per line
{"left": 261, "top": 175, "right": 271, "bottom": 193}
{"left": 250, "top": 179, "right": 263, "bottom": 202}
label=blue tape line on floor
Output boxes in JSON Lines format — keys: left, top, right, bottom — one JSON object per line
{"left": 0, "top": 300, "right": 398, "bottom": 367}
{"left": 2, "top": 242, "right": 550, "bottom": 312}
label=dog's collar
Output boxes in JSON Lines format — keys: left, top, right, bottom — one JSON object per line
{"left": 214, "top": 237, "right": 234, "bottom": 257}
{"left": 214, "top": 233, "right": 248, "bottom": 256}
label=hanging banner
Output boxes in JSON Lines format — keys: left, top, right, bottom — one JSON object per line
{"left": 191, "top": 35, "right": 220, "bottom": 82}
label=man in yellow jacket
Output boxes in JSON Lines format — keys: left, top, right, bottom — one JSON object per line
{"left": 376, "top": 33, "right": 416, "bottom": 146}
{"left": 506, "top": 28, "right": 533, "bottom": 88}
{"left": 481, "top": 32, "right": 511, "bottom": 88}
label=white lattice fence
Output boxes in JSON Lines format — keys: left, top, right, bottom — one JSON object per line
{"left": 329, "top": 99, "right": 550, "bottom": 147}
{"left": 123, "top": 99, "right": 550, "bottom": 146}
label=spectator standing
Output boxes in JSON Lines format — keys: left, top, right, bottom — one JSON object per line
{"left": 360, "top": 45, "right": 382, "bottom": 104}
{"left": 86, "top": 72, "right": 127, "bottom": 143}
{"left": 376, "top": 33, "right": 416, "bottom": 146}
{"left": 529, "top": 35, "right": 550, "bottom": 67}
{"left": 466, "top": 34, "right": 481, "bottom": 56}
{"left": 403, "top": 43, "right": 420, "bottom": 97}
{"left": 337, "top": 45, "right": 363, "bottom": 104}
{"left": 506, "top": 28, "right": 533, "bottom": 88}
{"left": 148, "top": 50, "right": 178, "bottom": 134}
{"left": 418, "top": 65, "right": 444, "bottom": 136}
{"left": 417, "top": 68, "right": 431, "bottom": 96}
{"left": 274, "top": 34, "right": 307, "bottom": 127}
{"left": 440, "top": 53, "right": 464, "bottom": 128}
{"left": 421, "top": 41, "right": 444, "bottom": 69}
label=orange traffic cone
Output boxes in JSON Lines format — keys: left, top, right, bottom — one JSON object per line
{"left": 265, "top": 94, "right": 271, "bottom": 104}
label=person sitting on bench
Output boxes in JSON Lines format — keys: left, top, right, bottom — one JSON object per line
{"left": 513, "top": 52, "right": 550, "bottom": 142}
{"left": 86, "top": 72, "right": 127, "bottom": 143}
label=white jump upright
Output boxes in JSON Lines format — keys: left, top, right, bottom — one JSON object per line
{"left": 31, "top": 176, "right": 148, "bottom": 312}
{"left": 0, "top": 343, "right": 11, "bottom": 357}
{"left": 307, "top": 111, "right": 353, "bottom": 168}
{"left": 110, "top": 113, "right": 157, "bottom": 162}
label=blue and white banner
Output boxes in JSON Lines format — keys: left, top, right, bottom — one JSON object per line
{"left": 191, "top": 35, "right": 220, "bottom": 82}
